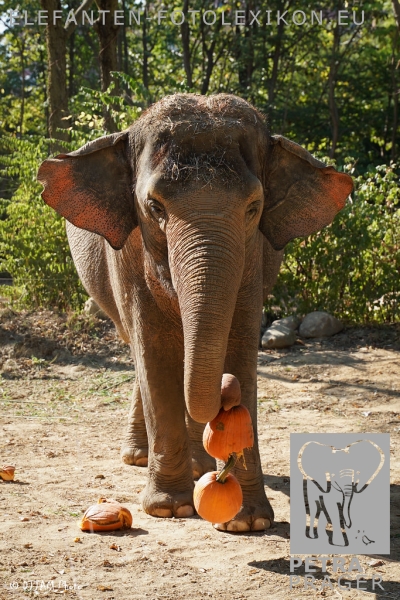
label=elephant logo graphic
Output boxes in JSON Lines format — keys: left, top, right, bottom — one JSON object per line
{"left": 298, "top": 440, "right": 384, "bottom": 547}
{"left": 290, "top": 434, "right": 390, "bottom": 554}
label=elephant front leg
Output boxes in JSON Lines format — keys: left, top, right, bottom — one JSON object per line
{"left": 120, "top": 381, "right": 149, "bottom": 466}
{"left": 133, "top": 320, "right": 195, "bottom": 519}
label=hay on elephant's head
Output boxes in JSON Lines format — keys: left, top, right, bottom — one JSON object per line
{"left": 137, "top": 94, "right": 267, "bottom": 186}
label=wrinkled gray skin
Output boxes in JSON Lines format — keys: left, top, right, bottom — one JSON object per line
{"left": 38, "top": 94, "right": 353, "bottom": 532}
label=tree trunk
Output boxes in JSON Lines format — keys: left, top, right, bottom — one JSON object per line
{"left": 93, "top": 0, "right": 120, "bottom": 132}
{"left": 142, "top": 9, "right": 149, "bottom": 92}
{"left": 41, "top": 0, "right": 69, "bottom": 148}
{"left": 19, "top": 35, "right": 25, "bottom": 136}
{"left": 393, "top": 0, "right": 400, "bottom": 29}
{"left": 181, "top": 0, "right": 192, "bottom": 88}
{"left": 328, "top": 21, "right": 340, "bottom": 158}
{"left": 391, "top": 21, "right": 399, "bottom": 161}
{"left": 267, "top": 1, "right": 287, "bottom": 109}
{"left": 41, "top": 0, "right": 94, "bottom": 149}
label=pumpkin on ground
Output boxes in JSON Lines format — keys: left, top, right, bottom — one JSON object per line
{"left": 203, "top": 404, "right": 254, "bottom": 462}
{"left": 194, "top": 470, "right": 243, "bottom": 523}
{"left": 79, "top": 497, "right": 132, "bottom": 532}
{"left": 0, "top": 465, "right": 15, "bottom": 481}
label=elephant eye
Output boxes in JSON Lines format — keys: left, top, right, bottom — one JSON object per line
{"left": 148, "top": 199, "right": 165, "bottom": 221}
{"left": 246, "top": 201, "right": 261, "bottom": 220}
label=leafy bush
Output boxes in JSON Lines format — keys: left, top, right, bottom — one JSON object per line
{"left": 0, "top": 135, "right": 87, "bottom": 309}
{"left": 265, "top": 162, "right": 400, "bottom": 323}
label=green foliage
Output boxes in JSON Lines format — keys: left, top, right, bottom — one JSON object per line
{"left": 265, "top": 162, "right": 400, "bottom": 323}
{"left": 0, "top": 135, "right": 87, "bottom": 309}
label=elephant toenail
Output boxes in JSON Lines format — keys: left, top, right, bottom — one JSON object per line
{"left": 227, "top": 521, "right": 250, "bottom": 532}
{"left": 213, "top": 522, "right": 227, "bottom": 531}
{"left": 153, "top": 508, "right": 173, "bottom": 518}
{"left": 252, "top": 518, "right": 270, "bottom": 531}
{"left": 175, "top": 505, "right": 195, "bottom": 518}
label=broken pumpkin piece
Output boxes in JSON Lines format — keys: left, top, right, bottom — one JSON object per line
{"left": 79, "top": 498, "right": 132, "bottom": 532}
{"left": 0, "top": 465, "right": 15, "bottom": 481}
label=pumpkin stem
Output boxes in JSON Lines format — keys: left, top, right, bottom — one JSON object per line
{"left": 216, "top": 453, "right": 237, "bottom": 484}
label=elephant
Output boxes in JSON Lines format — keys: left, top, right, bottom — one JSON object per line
{"left": 37, "top": 93, "right": 353, "bottom": 532}
{"left": 298, "top": 440, "right": 385, "bottom": 546}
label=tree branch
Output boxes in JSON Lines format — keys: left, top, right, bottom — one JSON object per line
{"left": 65, "top": 0, "right": 95, "bottom": 38}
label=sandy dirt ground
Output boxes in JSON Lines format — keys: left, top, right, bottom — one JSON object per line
{"left": 0, "top": 308, "right": 399, "bottom": 600}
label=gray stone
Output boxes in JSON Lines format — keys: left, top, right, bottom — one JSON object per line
{"left": 261, "top": 323, "right": 297, "bottom": 349}
{"left": 272, "top": 315, "right": 301, "bottom": 331}
{"left": 84, "top": 298, "right": 108, "bottom": 319}
{"left": 299, "top": 311, "right": 343, "bottom": 338}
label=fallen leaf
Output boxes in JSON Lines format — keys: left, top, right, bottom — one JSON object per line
{"left": 97, "top": 585, "right": 113, "bottom": 591}
{"left": 109, "top": 543, "right": 121, "bottom": 552}
{"left": 368, "top": 560, "right": 385, "bottom": 567}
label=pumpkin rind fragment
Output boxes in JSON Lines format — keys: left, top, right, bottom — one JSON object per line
{"left": 0, "top": 465, "right": 15, "bottom": 481}
{"left": 79, "top": 498, "right": 132, "bottom": 532}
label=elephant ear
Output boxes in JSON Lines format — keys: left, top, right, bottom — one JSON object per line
{"left": 260, "top": 135, "right": 354, "bottom": 250}
{"left": 37, "top": 131, "right": 136, "bottom": 250}
{"left": 349, "top": 440, "right": 385, "bottom": 493}
{"left": 298, "top": 441, "right": 332, "bottom": 493}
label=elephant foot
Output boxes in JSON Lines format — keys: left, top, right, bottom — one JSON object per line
{"left": 121, "top": 443, "right": 148, "bottom": 466}
{"left": 141, "top": 482, "right": 195, "bottom": 518}
{"left": 213, "top": 483, "right": 274, "bottom": 533}
{"left": 213, "top": 501, "right": 274, "bottom": 532}
{"left": 192, "top": 450, "right": 216, "bottom": 480}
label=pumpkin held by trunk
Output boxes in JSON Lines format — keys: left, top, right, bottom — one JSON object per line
{"left": 203, "top": 404, "right": 254, "bottom": 462}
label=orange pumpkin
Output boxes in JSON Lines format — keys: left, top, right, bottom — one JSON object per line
{"left": 203, "top": 405, "right": 254, "bottom": 462}
{"left": 0, "top": 465, "right": 15, "bottom": 481}
{"left": 194, "top": 471, "right": 243, "bottom": 523}
{"left": 79, "top": 498, "right": 132, "bottom": 532}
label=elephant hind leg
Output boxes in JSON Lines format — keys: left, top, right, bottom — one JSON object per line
{"left": 186, "top": 411, "right": 216, "bottom": 479}
{"left": 121, "top": 381, "right": 149, "bottom": 467}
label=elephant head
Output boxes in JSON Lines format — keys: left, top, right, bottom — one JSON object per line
{"left": 299, "top": 440, "right": 384, "bottom": 528}
{"left": 37, "top": 94, "right": 353, "bottom": 424}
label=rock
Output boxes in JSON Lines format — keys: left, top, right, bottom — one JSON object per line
{"left": 84, "top": 298, "right": 108, "bottom": 319}
{"left": 51, "top": 348, "right": 72, "bottom": 363}
{"left": 271, "top": 315, "right": 301, "bottom": 331}
{"left": 261, "top": 323, "right": 296, "bottom": 349}
{"left": 299, "top": 311, "right": 343, "bottom": 338}
{"left": 1, "top": 358, "right": 19, "bottom": 373}
{"left": 13, "top": 337, "right": 56, "bottom": 359}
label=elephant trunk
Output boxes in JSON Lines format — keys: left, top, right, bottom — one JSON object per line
{"left": 168, "top": 216, "right": 245, "bottom": 423}
{"left": 342, "top": 480, "right": 353, "bottom": 528}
